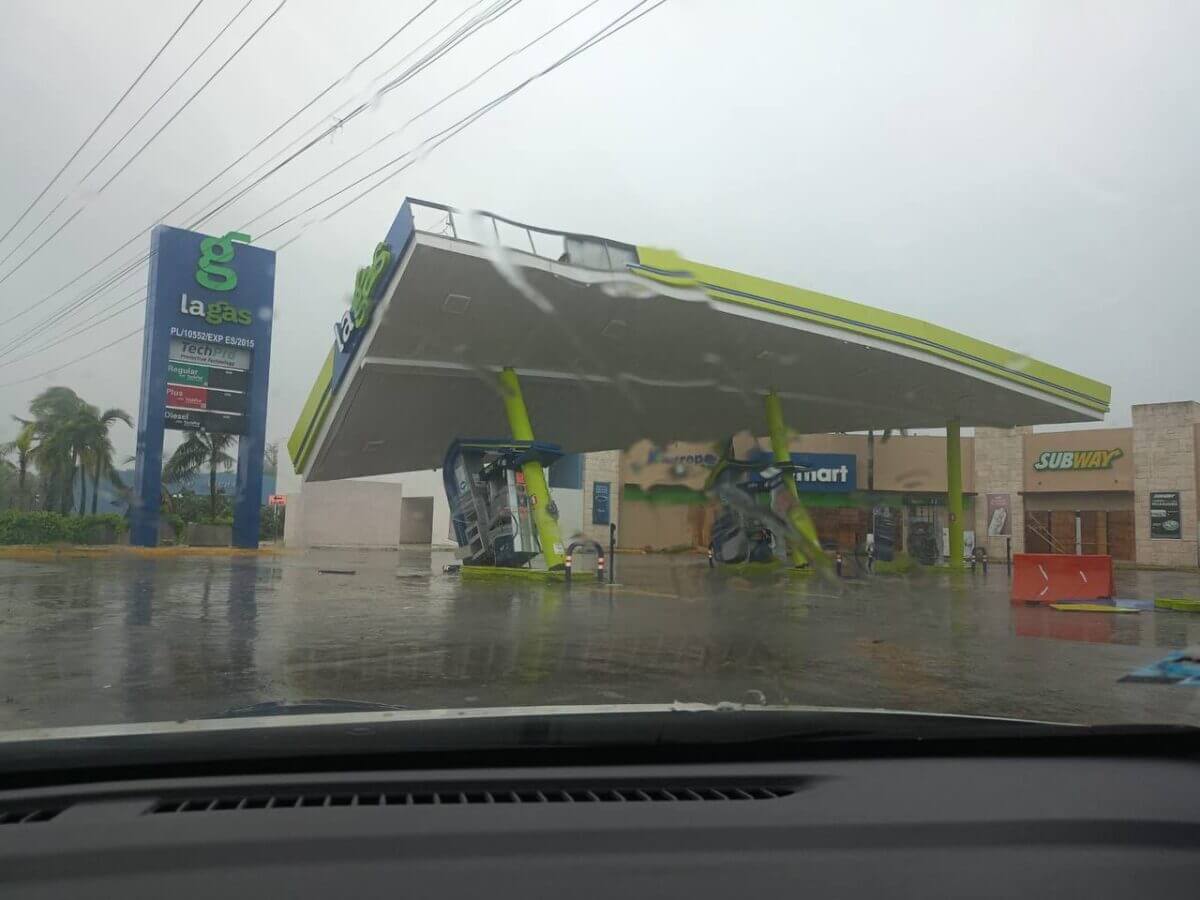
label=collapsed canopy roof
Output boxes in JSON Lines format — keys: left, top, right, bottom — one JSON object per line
{"left": 288, "top": 199, "right": 1109, "bottom": 482}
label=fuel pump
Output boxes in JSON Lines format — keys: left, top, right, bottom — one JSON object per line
{"left": 443, "top": 439, "right": 564, "bottom": 568}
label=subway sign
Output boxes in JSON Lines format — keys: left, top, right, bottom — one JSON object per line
{"left": 1032, "top": 448, "right": 1123, "bottom": 471}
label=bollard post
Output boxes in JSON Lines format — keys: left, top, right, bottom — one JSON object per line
{"left": 708, "top": 545, "right": 715, "bottom": 568}
{"left": 596, "top": 551, "right": 606, "bottom": 583}
{"left": 609, "top": 522, "right": 616, "bottom": 584}
{"left": 564, "top": 553, "right": 573, "bottom": 586}
{"left": 836, "top": 552, "right": 843, "bottom": 577}
{"left": 982, "top": 549, "right": 989, "bottom": 575}
{"left": 1006, "top": 537, "right": 1011, "bottom": 572}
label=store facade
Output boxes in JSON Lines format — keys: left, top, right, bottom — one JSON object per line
{"left": 618, "top": 401, "right": 1200, "bottom": 567}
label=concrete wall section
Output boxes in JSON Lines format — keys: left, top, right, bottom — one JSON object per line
{"left": 1133, "top": 402, "right": 1200, "bottom": 567}
{"left": 285, "top": 479, "right": 404, "bottom": 549}
{"left": 398, "top": 496, "right": 434, "bottom": 544}
{"left": 582, "top": 450, "right": 621, "bottom": 548}
{"left": 973, "top": 426, "right": 1028, "bottom": 558}
{"left": 550, "top": 487, "right": 584, "bottom": 543}
{"left": 1023, "top": 491, "right": 1134, "bottom": 512}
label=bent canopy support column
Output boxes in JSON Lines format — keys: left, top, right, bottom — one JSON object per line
{"left": 498, "top": 367, "right": 566, "bottom": 570}
{"left": 946, "top": 418, "right": 964, "bottom": 569}
{"left": 765, "top": 390, "right": 820, "bottom": 567}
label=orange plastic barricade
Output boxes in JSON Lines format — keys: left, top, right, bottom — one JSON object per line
{"left": 1011, "top": 553, "right": 1114, "bottom": 604}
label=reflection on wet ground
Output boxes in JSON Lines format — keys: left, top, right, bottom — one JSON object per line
{"left": 1, "top": 549, "right": 1199, "bottom": 730}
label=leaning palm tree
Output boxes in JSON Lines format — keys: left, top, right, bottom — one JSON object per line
{"left": 0, "top": 420, "right": 36, "bottom": 510}
{"left": 79, "top": 407, "right": 133, "bottom": 515}
{"left": 26, "top": 386, "right": 95, "bottom": 514}
{"left": 163, "top": 430, "right": 237, "bottom": 520}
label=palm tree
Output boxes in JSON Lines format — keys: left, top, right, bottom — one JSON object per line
{"left": 163, "top": 431, "right": 237, "bottom": 520}
{"left": 26, "top": 387, "right": 89, "bottom": 514}
{"left": 0, "top": 420, "right": 36, "bottom": 510}
{"left": 79, "top": 407, "right": 133, "bottom": 515}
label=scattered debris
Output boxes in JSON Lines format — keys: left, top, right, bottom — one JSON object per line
{"left": 1155, "top": 598, "right": 1200, "bottom": 613}
{"left": 1120, "top": 649, "right": 1200, "bottom": 685}
{"left": 1050, "top": 603, "right": 1138, "bottom": 613}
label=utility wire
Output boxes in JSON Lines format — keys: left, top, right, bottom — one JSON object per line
{"left": 241, "top": 0, "right": 603, "bottom": 232}
{"left": 263, "top": 0, "right": 665, "bottom": 242}
{"left": 0, "top": 287, "right": 145, "bottom": 370}
{"left": 0, "top": 0, "right": 204, "bottom": 252}
{"left": 168, "top": 0, "right": 445, "bottom": 232}
{"left": 76, "top": 0, "right": 259, "bottom": 189}
{"left": 0, "top": 0, "right": 254, "bottom": 277}
{"left": 0, "top": 0, "right": 667, "bottom": 380}
{"left": 190, "top": 0, "right": 521, "bottom": 228}
{"left": 0, "top": 0, "right": 506, "bottom": 354}
{"left": 0, "top": 0, "right": 288, "bottom": 289}
{"left": 0, "top": 0, "right": 441, "bottom": 334}
{"left": 0, "top": 325, "right": 145, "bottom": 388}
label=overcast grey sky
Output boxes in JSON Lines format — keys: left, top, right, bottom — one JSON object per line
{"left": 1, "top": 0, "right": 1197, "bottom": 492}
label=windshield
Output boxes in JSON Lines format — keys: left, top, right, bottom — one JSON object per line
{"left": 1, "top": 0, "right": 1198, "bottom": 736}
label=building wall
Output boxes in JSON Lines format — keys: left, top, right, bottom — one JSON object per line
{"left": 581, "top": 450, "right": 621, "bottom": 547}
{"left": 869, "top": 434, "right": 976, "bottom": 494}
{"left": 620, "top": 433, "right": 975, "bottom": 494}
{"left": 973, "top": 426, "right": 1028, "bottom": 558}
{"left": 1023, "top": 428, "right": 1133, "bottom": 493}
{"left": 1023, "top": 491, "right": 1134, "bottom": 512}
{"left": 284, "top": 479, "right": 404, "bottom": 549}
{"left": 1133, "top": 402, "right": 1200, "bottom": 566}
{"left": 618, "top": 500, "right": 696, "bottom": 551}
{"left": 398, "top": 497, "right": 434, "bottom": 544}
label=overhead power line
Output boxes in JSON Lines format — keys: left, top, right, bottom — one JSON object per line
{"left": 0, "top": 0, "right": 513, "bottom": 355}
{"left": 2, "top": 0, "right": 523, "bottom": 352}
{"left": 0, "top": 0, "right": 289, "bottom": 289}
{"left": 189, "top": 0, "right": 522, "bottom": 228}
{"left": 241, "top": 0, "right": 604, "bottom": 232}
{"left": 0, "top": 0, "right": 669, "bottom": 387}
{"left": 76, "top": 0, "right": 260, "bottom": 190}
{"left": 0, "top": 287, "right": 145, "bottom": 371}
{"left": 0, "top": 324, "right": 145, "bottom": 388}
{"left": 264, "top": 0, "right": 667, "bottom": 242}
{"left": 0, "top": 0, "right": 255, "bottom": 278}
{"left": 173, "top": 0, "right": 448, "bottom": 229}
{"left": 0, "top": 0, "right": 442, "bottom": 335}
{"left": 0, "top": 0, "right": 205, "bottom": 253}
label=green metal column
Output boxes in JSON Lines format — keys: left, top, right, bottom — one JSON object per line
{"left": 946, "top": 418, "right": 964, "bottom": 569}
{"left": 765, "top": 391, "right": 819, "bottom": 567}
{"left": 498, "top": 367, "right": 566, "bottom": 570}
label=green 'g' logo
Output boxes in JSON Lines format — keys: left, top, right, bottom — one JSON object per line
{"left": 350, "top": 242, "right": 393, "bottom": 327}
{"left": 196, "top": 231, "right": 251, "bottom": 292}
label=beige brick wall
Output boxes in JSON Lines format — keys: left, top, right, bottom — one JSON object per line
{"left": 1133, "top": 402, "right": 1200, "bottom": 566}
{"left": 581, "top": 450, "right": 621, "bottom": 548}
{"left": 973, "top": 426, "right": 1029, "bottom": 559}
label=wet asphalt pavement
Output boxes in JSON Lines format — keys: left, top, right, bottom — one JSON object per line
{"left": 1, "top": 548, "right": 1199, "bottom": 730}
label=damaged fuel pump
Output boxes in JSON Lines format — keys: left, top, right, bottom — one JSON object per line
{"left": 443, "top": 439, "right": 564, "bottom": 568}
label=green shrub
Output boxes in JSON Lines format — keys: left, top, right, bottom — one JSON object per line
{"left": 873, "top": 551, "right": 916, "bottom": 574}
{"left": 0, "top": 511, "right": 127, "bottom": 545}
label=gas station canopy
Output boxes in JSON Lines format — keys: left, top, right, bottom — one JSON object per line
{"left": 288, "top": 198, "right": 1110, "bottom": 483}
